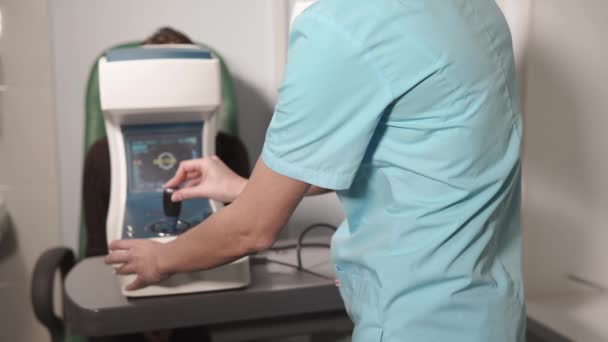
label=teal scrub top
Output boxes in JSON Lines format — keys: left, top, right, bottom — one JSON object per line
{"left": 262, "top": 0, "right": 525, "bottom": 341}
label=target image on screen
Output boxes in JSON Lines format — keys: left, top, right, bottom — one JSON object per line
{"left": 127, "top": 134, "right": 201, "bottom": 193}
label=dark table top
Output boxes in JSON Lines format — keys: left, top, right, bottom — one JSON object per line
{"left": 63, "top": 247, "right": 347, "bottom": 337}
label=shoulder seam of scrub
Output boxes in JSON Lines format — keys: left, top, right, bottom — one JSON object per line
{"left": 297, "top": 9, "right": 395, "bottom": 102}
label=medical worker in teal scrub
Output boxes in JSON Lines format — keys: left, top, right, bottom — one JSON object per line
{"left": 106, "top": 0, "right": 525, "bottom": 340}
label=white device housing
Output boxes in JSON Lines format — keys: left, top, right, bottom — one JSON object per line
{"left": 99, "top": 47, "right": 250, "bottom": 297}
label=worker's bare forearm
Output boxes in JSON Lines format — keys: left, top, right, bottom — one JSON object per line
{"left": 236, "top": 182, "right": 329, "bottom": 197}
{"left": 306, "top": 186, "right": 333, "bottom": 196}
{"left": 159, "top": 190, "right": 284, "bottom": 274}
{"left": 159, "top": 204, "right": 253, "bottom": 274}
{"left": 158, "top": 159, "right": 309, "bottom": 275}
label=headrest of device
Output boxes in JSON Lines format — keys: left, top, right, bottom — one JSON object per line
{"left": 105, "top": 47, "right": 213, "bottom": 62}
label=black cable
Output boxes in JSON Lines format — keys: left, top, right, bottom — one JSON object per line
{"left": 254, "top": 223, "right": 338, "bottom": 281}
{"left": 269, "top": 242, "right": 331, "bottom": 251}
{"left": 296, "top": 223, "right": 337, "bottom": 271}
{"left": 251, "top": 256, "right": 334, "bottom": 281}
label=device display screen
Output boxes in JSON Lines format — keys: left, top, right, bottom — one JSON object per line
{"left": 126, "top": 129, "right": 201, "bottom": 193}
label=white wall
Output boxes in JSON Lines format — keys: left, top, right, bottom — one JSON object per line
{"left": 496, "top": 0, "right": 530, "bottom": 88}
{"left": 0, "top": 0, "right": 62, "bottom": 341}
{"left": 50, "top": 0, "right": 286, "bottom": 250}
{"left": 522, "top": 0, "right": 608, "bottom": 296}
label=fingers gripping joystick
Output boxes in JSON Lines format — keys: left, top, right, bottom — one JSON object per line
{"left": 147, "top": 188, "right": 191, "bottom": 236}
{"left": 163, "top": 188, "right": 182, "bottom": 226}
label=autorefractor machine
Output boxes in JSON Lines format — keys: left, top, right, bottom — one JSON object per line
{"left": 99, "top": 46, "right": 251, "bottom": 297}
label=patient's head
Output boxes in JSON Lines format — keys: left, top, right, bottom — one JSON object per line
{"left": 144, "top": 27, "right": 193, "bottom": 45}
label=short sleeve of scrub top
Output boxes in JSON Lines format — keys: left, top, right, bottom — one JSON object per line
{"left": 261, "top": 11, "right": 392, "bottom": 190}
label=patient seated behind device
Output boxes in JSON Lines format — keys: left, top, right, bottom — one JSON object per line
{"left": 99, "top": 46, "right": 251, "bottom": 297}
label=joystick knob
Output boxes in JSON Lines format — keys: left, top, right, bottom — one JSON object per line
{"left": 163, "top": 188, "right": 181, "bottom": 228}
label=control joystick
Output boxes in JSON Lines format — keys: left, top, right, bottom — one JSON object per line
{"left": 163, "top": 188, "right": 182, "bottom": 231}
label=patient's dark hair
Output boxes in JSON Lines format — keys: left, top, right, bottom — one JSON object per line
{"left": 143, "top": 27, "right": 193, "bottom": 45}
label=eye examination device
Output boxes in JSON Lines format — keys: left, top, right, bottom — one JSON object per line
{"left": 99, "top": 46, "right": 251, "bottom": 297}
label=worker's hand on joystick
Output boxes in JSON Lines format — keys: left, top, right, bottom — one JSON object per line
{"left": 164, "top": 156, "right": 247, "bottom": 204}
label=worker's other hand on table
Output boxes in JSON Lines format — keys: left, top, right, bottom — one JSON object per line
{"left": 164, "top": 156, "right": 247, "bottom": 203}
{"left": 104, "top": 239, "right": 171, "bottom": 291}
